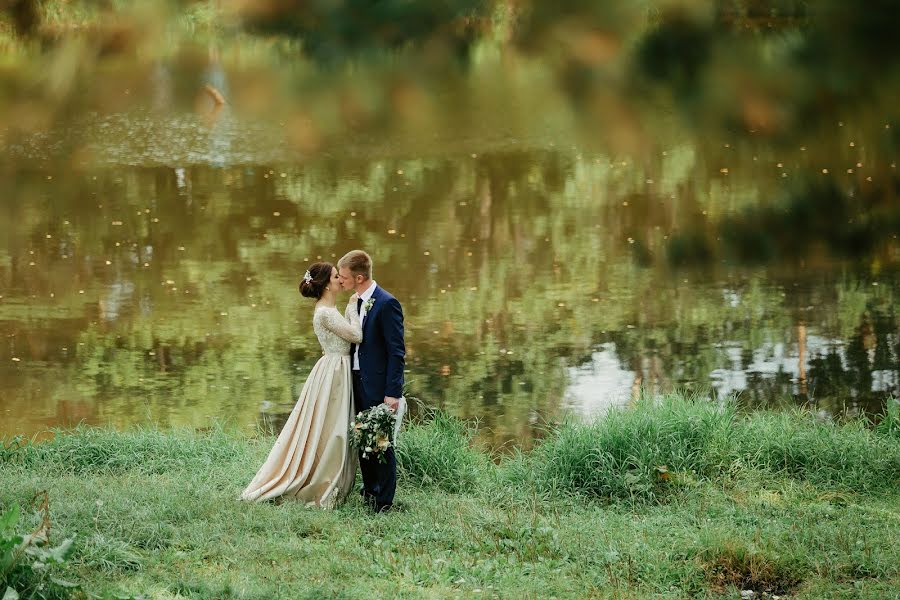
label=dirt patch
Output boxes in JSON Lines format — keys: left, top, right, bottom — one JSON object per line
{"left": 700, "top": 542, "right": 803, "bottom": 596}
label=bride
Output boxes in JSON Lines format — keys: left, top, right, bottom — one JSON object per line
{"left": 241, "top": 262, "right": 360, "bottom": 507}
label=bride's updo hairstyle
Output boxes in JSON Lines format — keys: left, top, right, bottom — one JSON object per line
{"left": 299, "top": 262, "right": 333, "bottom": 299}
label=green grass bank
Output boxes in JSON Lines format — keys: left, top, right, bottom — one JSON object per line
{"left": 2, "top": 395, "right": 899, "bottom": 599}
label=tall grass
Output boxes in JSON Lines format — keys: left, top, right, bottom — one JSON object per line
{"left": 396, "top": 408, "right": 490, "bottom": 493}
{"left": 8, "top": 424, "right": 247, "bottom": 477}
{"left": 874, "top": 396, "right": 900, "bottom": 439}
{"left": 5, "top": 394, "right": 897, "bottom": 503}
{"left": 509, "top": 393, "right": 900, "bottom": 503}
{"left": 726, "top": 409, "right": 900, "bottom": 492}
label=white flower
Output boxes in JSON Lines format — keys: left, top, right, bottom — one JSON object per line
{"left": 364, "top": 298, "right": 375, "bottom": 312}
{"left": 303, "top": 270, "right": 312, "bottom": 283}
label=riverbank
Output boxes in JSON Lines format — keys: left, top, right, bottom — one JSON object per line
{"left": 2, "top": 395, "right": 899, "bottom": 599}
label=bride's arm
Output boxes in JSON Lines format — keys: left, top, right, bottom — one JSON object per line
{"left": 321, "top": 305, "right": 362, "bottom": 344}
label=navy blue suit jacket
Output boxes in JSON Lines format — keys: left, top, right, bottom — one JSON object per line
{"left": 353, "top": 286, "right": 405, "bottom": 411}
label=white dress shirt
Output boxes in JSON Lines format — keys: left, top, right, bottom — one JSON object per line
{"left": 352, "top": 280, "right": 377, "bottom": 371}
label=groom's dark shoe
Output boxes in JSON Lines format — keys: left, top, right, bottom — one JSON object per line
{"left": 373, "top": 502, "right": 393, "bottom": 514}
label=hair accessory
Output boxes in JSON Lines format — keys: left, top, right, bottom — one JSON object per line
{"left": 303, "top": 270, "right": 312, "bottom": 283}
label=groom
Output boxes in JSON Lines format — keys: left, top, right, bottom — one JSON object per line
{"left": 338, "top": 249, "right": 405, "bottom": 513}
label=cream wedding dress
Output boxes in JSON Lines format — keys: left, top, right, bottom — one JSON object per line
{"left": 240, "top": 302, "right": 360, "bottom": 507}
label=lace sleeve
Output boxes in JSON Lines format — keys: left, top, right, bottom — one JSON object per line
{"left": 321, "top": 307, "right": 362, "bottom": 344}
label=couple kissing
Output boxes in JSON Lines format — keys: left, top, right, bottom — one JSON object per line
{"left": 240, "top": 250, "right": 405, "bottom": 513}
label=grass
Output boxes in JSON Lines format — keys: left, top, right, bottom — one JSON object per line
{"left": 1, "top": 394, "right": 899, "bottom": 599}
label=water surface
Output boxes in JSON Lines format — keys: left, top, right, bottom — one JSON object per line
{"left": 2, "top": 73, "right": 898, "bottom": 449}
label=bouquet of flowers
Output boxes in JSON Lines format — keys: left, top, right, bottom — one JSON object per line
{"left": 349, "top": 403, "right": 398, "bottom": 463}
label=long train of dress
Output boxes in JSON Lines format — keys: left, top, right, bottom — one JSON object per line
{"left": 241, "top": 304, "right": 360, "bottom": 507}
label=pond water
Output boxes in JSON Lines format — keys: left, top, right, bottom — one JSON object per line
{"left": 1, "top": 58, "right": 898, "bottom": 449}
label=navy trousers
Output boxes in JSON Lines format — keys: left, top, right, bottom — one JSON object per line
{"left": 352, "top": 370, "right": 396, "bottom": 510}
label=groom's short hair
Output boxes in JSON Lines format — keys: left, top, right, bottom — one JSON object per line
{"left": 338, "top": 250, "right": 372, "bottom": 280}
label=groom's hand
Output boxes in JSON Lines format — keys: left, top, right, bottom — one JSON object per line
{"left": 384, "top": 397, "right": 400, "bottom": 411}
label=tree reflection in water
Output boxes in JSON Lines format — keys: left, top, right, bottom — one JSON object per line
{"left": 1, "top": 140, "right": 897, "bottom": 449}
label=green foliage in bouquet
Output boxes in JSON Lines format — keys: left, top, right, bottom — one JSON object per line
{"left": 349, "top": 404, "right": 397, "bottom": 464}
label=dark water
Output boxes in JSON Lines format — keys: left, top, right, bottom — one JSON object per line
{"left": 1, "top": 101, "right": 898, "bottom": 449}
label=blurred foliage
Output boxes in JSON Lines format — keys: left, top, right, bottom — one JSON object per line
{"left": 237, "top": 0, "right": 491, "bottom": 63}
{"left": 1, "top": 0, "right": 899, "bottom": 141}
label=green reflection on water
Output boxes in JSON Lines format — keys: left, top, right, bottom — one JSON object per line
{"left": 1, "top": 138, "right": 897, "bottom": 448}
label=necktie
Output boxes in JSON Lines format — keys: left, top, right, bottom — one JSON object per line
{"left": 351, "top": 297, "right": 364, "bottom": 365}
